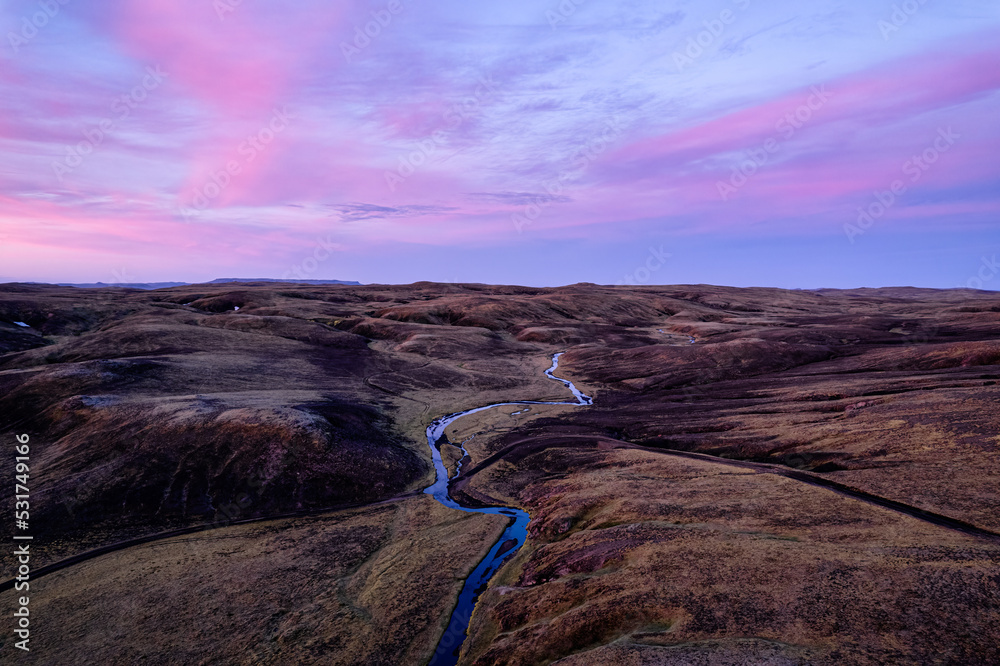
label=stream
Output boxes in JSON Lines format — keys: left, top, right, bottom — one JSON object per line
{"left": 425, "top": 352, "right": 592, "bottom": 665}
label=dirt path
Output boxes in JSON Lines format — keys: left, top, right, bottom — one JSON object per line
{"left": 0, "top": 491, "right": 420, "bottom": 593}
{"left": 455, "top": 434, "right": 1000, "bottom": 543}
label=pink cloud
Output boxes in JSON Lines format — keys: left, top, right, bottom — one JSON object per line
{"left": 71, "top": 1, "right": 362, "bottom": 210}
{"left": 606, "top": 45, "right": 1000, "bottom": 182}
{"left": 540, "top": 43, "right": 1000, "bottom": 236}
{"left": 105, "top": 1, "right": 350, "bottom": 116}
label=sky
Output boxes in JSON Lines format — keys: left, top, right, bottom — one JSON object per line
{"left": 0, "top": 0, "right": 998, "bottom": 288}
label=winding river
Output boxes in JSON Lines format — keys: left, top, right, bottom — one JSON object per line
{"left": 425, "top": 353, "right": 592, "bottom": 665}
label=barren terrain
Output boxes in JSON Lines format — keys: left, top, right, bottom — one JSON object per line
{"left": 1, "top": 282, "right": 998, "bottom": 664}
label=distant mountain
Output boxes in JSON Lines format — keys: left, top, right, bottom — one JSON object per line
{"left": 55, "top": 282, "right": 189, "bottom": 290}
{"left": 47, "top": 278, "right": 362, "bottom": 290}
{"left": 207, "top": 278, "right": 362, "bottom": 286}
